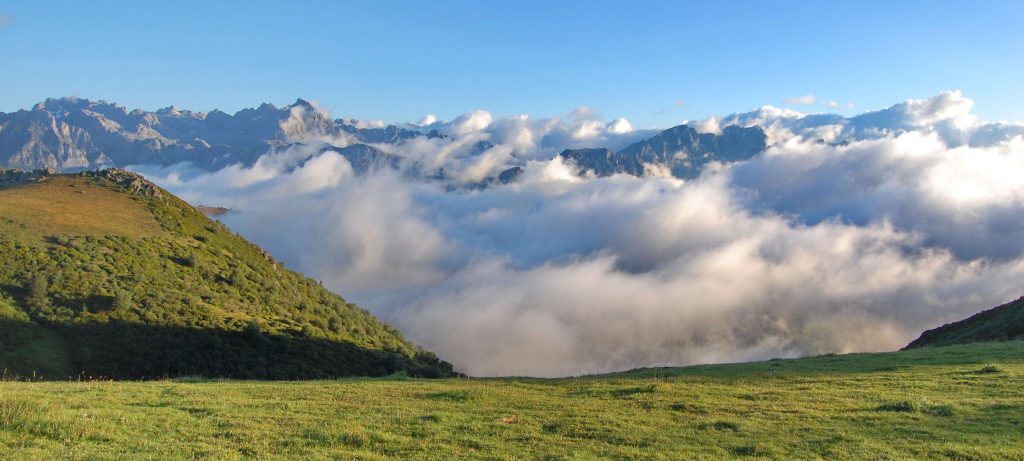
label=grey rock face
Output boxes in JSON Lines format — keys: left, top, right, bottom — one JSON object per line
{"left": 330, "top": 144, "right": 402, "bottom": 175}
{"left": 0, "top": 167, "right": 56, "bottom": 189}
{"left": 0, "top": 98, "right": 425, "bottom": 171}
{"left": 498, "top": 166, "right": 524, "bottom": 184}
{"left": 558, "top": 125, "right": 767, "bottom": 179}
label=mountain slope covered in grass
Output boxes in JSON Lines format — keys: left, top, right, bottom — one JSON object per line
{"left": 904, "top": 296, "right": 1024, "bottom": 349}
{"left": 0, "top": 168, "right": 454, "bottom": 379}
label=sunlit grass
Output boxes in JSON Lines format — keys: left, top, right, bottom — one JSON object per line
{"left": 1, "top": 341, "right": 1021, "bottom": 459}
{"left": 0, "top": 176, "right": 166, "bottom": 241}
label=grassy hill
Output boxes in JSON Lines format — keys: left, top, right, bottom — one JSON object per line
{"left": 0, "top": 342, "right": 1021, "bottom": 459}
{"left": 0, "top": 169, "right": 454, "bottom": 379}
{"left": 905, "top": 297, "right": 1024, "bottom": 349}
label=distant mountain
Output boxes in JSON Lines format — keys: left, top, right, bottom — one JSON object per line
{"left": 712, "top": 92, "right": 1024, "bottom": 148}
{"left": 558, "top": 125, "right": 767, "bottom": 179}
{"left": 904, "top": 297, "right": 1024, "bottom": 349}
{"left": 0, "top": 168, "right": 455, "bottom": 379}
{"left": 2, "top": 97, "right": 769, "bottom": 182}
{"left": 0, "top": 97, "right": 426, "bottom": 171}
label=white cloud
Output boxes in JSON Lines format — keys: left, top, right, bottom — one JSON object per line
{"left": 417, "top": 114, "right": 437, "bottom": 126}
{"left": 717, "top": 91, "right": 1022, "bottom": 148}
{"left": 134, "top": 91, "right": 1024, "bottom": 377}
{"left": 784, "top": 93, "right": 817, "bottom": 105}
{"left": 352, "top": 119, "right": 386, "bottom": 129}
{"left": 607, "top": 117, "right": 634, "bottom": 134}
{"left": 448, "top": 110, "right": 494, "bottom": 135}
{"left": 825, "top": 100, "right": 854, "bottom": 110}
{"left": 279, "top": 100, "right": 357, "bottom": 146}
{"left": 689, "top": 115, "right": 721, "bottom": 135}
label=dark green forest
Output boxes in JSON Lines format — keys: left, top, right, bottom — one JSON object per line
{"left": 0, "top": 169, "right": 454, "bottom": 379}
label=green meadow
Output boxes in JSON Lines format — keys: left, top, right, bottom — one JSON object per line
{"left": 2, "top": 341, "right": 1022, "bottom": 460}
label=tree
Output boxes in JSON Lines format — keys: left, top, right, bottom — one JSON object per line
{"left": 229, "top": 267, "right": 245, "bottom": 287}
{"left": 243, "top": 319, "right": 263, "bottom": 341}
{"left": 26, "top": 273, "right": 49, "bottom": 310}
{"left": 112, "top": 290, "right": 134, "bottom": 311}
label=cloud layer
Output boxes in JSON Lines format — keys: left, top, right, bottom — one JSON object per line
{"left": 134, "top": 92, "right": 1024, "bottom": 377}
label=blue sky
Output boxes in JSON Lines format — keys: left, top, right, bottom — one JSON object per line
{"left": 1, "top": 0, "right": 1021, "bottom": 127}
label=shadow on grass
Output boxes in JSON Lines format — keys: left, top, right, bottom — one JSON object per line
{"left": 0, "top": 319, "right": 455, "bottom": 380}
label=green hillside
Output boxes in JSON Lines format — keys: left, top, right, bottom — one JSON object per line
{"left": 905, "top": 297, "right": 1024, "bottom": 349}
{"left": 0, "top": 169, "right": 454, "bottom": 379}
{"left": 0, "top": 342, "right": 1021, "bottom": 459}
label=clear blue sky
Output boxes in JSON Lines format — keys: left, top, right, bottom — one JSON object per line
{"left": 1, "top": 1, "right": 1021, "bottom": 127}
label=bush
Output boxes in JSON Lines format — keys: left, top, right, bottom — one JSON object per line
{"left": 875, "top": 401, "right": 917, "bottom": 412}
{"left": 611, "top": 384, "right": 658, "bottom": 398}
{"left": 179, "top": 253, "right": 198, "bottom": 268}
{"left": 875, "top": 399, "right": 955, "bottom": 417}
{"left": 26, "top": 273, "right": 49, "bottom": 305}
{"left": 112, "top": 290, "right": 133, "bottom": 311}
{"left": 925, "top": 404, "right": 956, "bottom": 417}
{"left": 975, "top": 365, "right": 1002, "bottom": 374}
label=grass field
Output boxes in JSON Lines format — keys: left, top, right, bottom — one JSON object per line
{"left": 0, "top": 175, "right": 167, "bottom": 242}
{"left": 1, "top": 342, "right": 1022, "bottom": 460}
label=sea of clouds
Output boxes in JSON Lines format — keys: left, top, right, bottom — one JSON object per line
{"left": 133, "top": 91, "right": 1024, "bottom": 377}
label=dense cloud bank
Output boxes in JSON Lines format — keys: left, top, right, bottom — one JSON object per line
{"left": 134, "top": 92, "right": 1024, "bottom": 376}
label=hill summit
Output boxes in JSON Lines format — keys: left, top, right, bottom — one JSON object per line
{"left": 0, "top": 168, "right": 455, "bottom": 379}
{"left": 904, "top": 296, "right": 1024, "bottom": 349}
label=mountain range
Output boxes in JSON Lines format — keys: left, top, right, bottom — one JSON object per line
{"left": 0, "top": 97, "right": 431, "bottom": 171}
{"left": 0, "top": 97, "right": 767, "bottom": 180}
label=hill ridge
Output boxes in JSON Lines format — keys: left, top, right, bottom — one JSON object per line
{"left": 904, "top": 296, "right": 1024, "bottom": 349}
{"left": 0, "top": 169, "right": 455, "bottom": 379}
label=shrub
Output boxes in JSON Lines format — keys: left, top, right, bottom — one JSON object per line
{"left": 975, "top": 365, "right": 1002, "bottom": 374}
{"left": 701, "top": 421, "right": 740, "bottom": 431}
{"left": 925, "top": 404, "right": 956, "bottom": 417}
{"left": 112, "top": 290, "right": 133, "bottom": 311}
{"left": 26, "top": 273, "right": 49, "bottom": 309}
{"left": 341, "top": 431, "right": 369, "bottom": 448}
{"left": 731, "top": 444, "right": 759, "bottom": 456}
{"left": 611, "top": 384, "right": 658, "bottom": 398}
{"left": 875, "top": 401, "right": 917, "bottom": 412}
{"left": 423, "top": 390, "right": 473, "bottom": 402}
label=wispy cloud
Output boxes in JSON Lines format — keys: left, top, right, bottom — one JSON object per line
{"left": 0, "top": 14, "right": 13, "bottom": 28}
{"left": 783, "top": 93, "right": 816, "bottom": 105}
{"left": 825, "top": 100, "right": 854, "bottom": 110}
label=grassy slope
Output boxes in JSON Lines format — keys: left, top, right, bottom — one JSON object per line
{"left": 0, "top": 342, "right": 1021, "bottom": 460}
{"left": 905, "top": 297, "right": 1024, "bottom": 349}
{"left": 0, "top": 175, "right": 166, "bottom": 241}
{"left": 0, "top": 170, "right": 452, "bottom": 379}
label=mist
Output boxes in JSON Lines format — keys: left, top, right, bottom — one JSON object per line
{"left": 133, "top": 92, "right": 1024, "bottom": 377}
